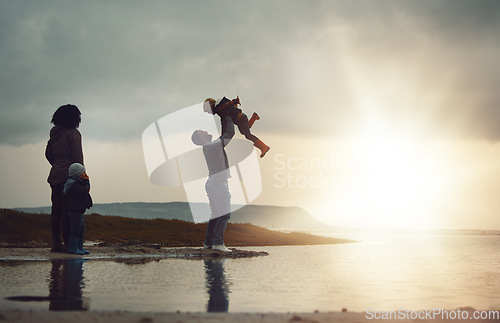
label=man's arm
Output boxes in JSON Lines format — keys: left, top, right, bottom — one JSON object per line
{"left": 220, "top": 115, "right": 234, "bottom": 147}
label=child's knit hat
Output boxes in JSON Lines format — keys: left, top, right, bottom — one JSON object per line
{"left": 68, "top": 163, "right": 85, "bottom": 178}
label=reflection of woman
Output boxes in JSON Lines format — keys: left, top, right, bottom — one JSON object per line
{"left": 49, "top": 259, "right": 89, "bottom": 311}
{"left": 45, "top": 105, "right": 84, "bottom": 253}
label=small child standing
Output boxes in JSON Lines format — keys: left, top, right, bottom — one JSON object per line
{"left": 63, "top": 163, "right": 93, "bottom": 255}
{"left": 204, "top": 96, "right": 270, "bottom": 158}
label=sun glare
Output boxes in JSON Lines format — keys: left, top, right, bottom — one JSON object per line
{"left": 316, "top": 46, "right": 451, "bottom": 229}
{"left": 323, "top": 126, "right": 448, "bottom": 230}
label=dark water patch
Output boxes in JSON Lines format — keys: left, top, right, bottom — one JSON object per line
{"left": 6, "top": 295, "right": 83, "bottom": 302}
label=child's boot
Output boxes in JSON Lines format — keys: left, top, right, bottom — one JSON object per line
{"left": 254, "top": 140, "right": 270, "bottom": 158}
{"left": 78, "top": 238, "right": 90, "bottom": 254}
{"left": 249, "top": 112, "right": 260, "bottom": 128}
{"left": 68, "top": 238, "right": 84, "bottom": 255}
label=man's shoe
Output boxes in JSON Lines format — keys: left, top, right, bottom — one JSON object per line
{"left": 212, "top": 244, "right": 232, "bottom": 253}
{"left": 203, "top": 245, "right": 212, "bottom": 249}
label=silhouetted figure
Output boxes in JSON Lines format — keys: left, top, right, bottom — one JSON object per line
{"left": 63, "top": 163, "right": 92, "bottom": 255}
{"left": 49, "top": 259, "right": 89, "bottom": 311}
{"left": 4, "top": 259, "right": 88, "bottom": 309}
{"left": 204, "top": 259, "right": 229, "bottom": 312}
{"left": 45, "top": 104, "right": 84, "bottom": 253}
{"left": 192, "top": 115, "right": 234, "bottom": 252}
{"left": 204, "top": 96, "right": 270, "bottom": 158}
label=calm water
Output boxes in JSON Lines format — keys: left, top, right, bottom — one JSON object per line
{"left": 1, "top": 233, "right": 499, "bottom": 312}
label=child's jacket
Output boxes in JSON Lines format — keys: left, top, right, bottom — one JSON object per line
{"left": 212, "top": 97, "right": 243, "bottom": 124}
{"left": 63, "top": 178, "right": 93, "bottom": 212}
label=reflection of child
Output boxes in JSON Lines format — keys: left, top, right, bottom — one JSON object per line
{"left": 204, "top": 96, "right": 270, "bottom": 158}
{"left": 63, "top": 163, "right": 93, "bottom": 255}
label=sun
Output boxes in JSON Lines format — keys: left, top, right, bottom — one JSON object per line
{"left": 322, "top": 126, "right": 448, "bottom": 230}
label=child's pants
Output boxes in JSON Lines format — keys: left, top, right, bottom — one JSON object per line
{"left": 68, "top": 211, "right": 85, "bottom": 239}
{"left": 222, "top": 113, "right": 259, "bottom": 144}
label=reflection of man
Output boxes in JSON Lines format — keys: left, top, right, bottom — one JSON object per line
{"left": 192, "top": 115, "right": 234, "bottom": 252}
{"left": 204, "top": 259, "right": 229, "bottom": 312}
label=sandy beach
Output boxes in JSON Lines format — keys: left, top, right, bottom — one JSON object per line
{"left": 0, "top": 310, "right": 392, "bottom": 323}
{"left": 1, "top": 308, "right": 499, "bottom": 322}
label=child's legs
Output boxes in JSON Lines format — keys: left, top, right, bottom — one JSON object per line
{"left": 80, "top": 214, "right": 85, "bottom": 239}
{"left": 248, "top": 112, "right": 259, "bottom": 128}
{"left": 237, "top": 114, "right": 259, "bottom": 143}
{"left": 68, "top": 211, "right": 84, "bottom": 238}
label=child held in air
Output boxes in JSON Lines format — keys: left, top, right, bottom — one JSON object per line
{"left": 203, "top": 96, "right": 270, "bottom": 158}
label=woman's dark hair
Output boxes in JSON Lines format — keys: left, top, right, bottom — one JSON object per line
{"left": 51, "top": 104, "right": 81, "bottom": 128}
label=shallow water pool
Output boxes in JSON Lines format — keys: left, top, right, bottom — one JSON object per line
{"left": 1, "top": 234, "right": 499, "bottom": 313}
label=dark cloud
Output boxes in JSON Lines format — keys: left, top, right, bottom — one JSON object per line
{"left": 1, "top": 0, "right": 500, "bottom": 145}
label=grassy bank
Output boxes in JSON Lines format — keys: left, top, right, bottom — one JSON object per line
{"left": 0, "top": 209, "right": 353, "bottom": 247}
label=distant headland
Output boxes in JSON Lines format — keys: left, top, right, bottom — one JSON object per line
{"left": 15, "top": 202, "right": 332, "bottom": 232}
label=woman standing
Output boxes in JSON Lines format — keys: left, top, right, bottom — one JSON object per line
{"left": 45, "top": 104, "right": 84, "bottom": 252}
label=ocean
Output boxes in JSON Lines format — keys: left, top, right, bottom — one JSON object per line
{"left": 1, "top": 232, "right": 499, "bottom": 313}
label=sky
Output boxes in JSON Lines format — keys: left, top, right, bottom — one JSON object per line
{"left": 1, "top": 0, "right": 500, "bottom": 230}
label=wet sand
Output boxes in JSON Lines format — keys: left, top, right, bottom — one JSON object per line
{"left": 0, "top": 244, "right": 268, "bottom": 261}
{"left": 1, "top": 309, "right": 498, "bottom": 323}
{"left": 0, "top": 310, "right": 375, "bottom": 323}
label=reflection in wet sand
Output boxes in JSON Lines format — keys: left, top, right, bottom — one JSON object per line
{"left": 49, "top": 259, "right": 89, "bottom": 311}
{"left": 204, "top": 258, "right": 229, "bottom": 312}
{"left": 6, "top": 259, "right": 89, "bottom": 311}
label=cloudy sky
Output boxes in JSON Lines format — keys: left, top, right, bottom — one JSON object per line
{"left": 2, "top": 0, "right": 500, "bottom": 230}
